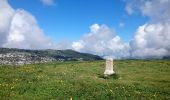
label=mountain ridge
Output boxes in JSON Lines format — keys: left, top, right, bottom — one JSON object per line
{"left": 0, "top": 48, "right": 103, "bottom": 65}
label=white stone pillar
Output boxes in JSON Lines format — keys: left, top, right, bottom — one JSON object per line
{"left": 104, "top": 58, "right": 115, "bottom": 76}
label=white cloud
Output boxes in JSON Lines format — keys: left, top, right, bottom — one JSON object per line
{"left": 139, "top": 0, "right": 170, "bottom": 19}
{"left": 54, "top": 40, "right": 72, "bottom": 50}
{"left": 41, "top": 0, "right": 55, "bottom": 6}
{"left": 125, "top": 4, "right": 134, "bottom": 15}
{"left": 125, "top": 0, "right": 170, "bottom": 19}
{"left": 130, "top": 21, "right": 170, "bottom": 58}
{"left": 72, "top": 24, "right": 130, "bottom": 59}
{"left": 0, "top": 0, "right": 53, "bottom": 49}
{"left": 127, "top": 0, "right": 170, "bottom": 58}
{"left": 72, "top": 40, "right": 84, "bottom": 51}
{"left": 90, "top": 24, "right": 100, "bottom": 33}
{"left": 119, "top": 22, "right": 125, "bottom": 28}
{"left": 0, "top": 0, "right": 14, "bottom": 45}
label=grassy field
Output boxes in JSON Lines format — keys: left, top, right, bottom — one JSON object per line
{"left": 0, "top": 60, "right": 170, "bottom": 99}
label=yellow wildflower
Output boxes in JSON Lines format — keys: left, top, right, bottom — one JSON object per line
{"left": 70, "top": 96, "right": 72, "bottom": 100}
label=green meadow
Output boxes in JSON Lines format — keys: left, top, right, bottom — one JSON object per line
{"left": 0, "top": 60, "right": 170, "bottom": 99}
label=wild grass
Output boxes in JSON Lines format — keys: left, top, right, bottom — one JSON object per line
{"left": 0, "top": 60, "right": 170, "bottom": 99}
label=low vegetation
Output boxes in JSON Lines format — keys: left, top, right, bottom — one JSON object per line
{"left": 0, "top": 60, "right": 170, "bottom": 99}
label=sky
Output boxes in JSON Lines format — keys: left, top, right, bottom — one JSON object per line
{"left": 0, "top": 0, "right": 170, "bottom": 59}
{"left": 8, "top": 0, "right": 148, "bottom": 42}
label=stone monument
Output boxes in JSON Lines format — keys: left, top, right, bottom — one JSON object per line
{"left": 104, "top": 57, "right": 115, "bottom": 76}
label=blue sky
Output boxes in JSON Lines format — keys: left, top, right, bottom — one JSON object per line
{"left": 8, "top": 0, "right": 148, "bottom": 42}
{"left": 1, "top": 0, "right": 169, "bottom": 58}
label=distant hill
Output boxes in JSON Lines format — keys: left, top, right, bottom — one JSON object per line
{"left": 163, "top": 56, "right": 170, "bottom": 59}
{"left": 0, "top": 48, "right": 103, "bottom": 65}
